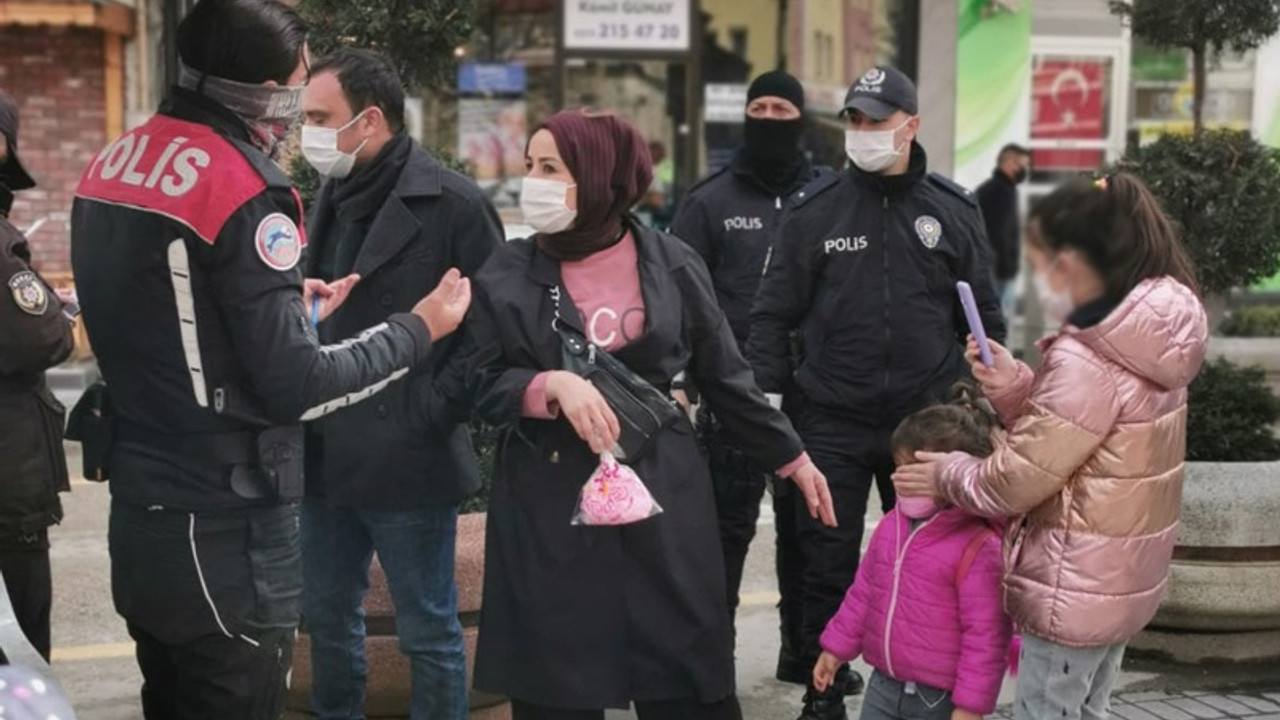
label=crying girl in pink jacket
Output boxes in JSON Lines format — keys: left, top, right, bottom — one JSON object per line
{"left": 814, "top": 386, "right": 1011, "bottom": 720}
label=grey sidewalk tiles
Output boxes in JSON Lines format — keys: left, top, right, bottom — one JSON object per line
{"left": 995, "top": 692, "right": 1280, "bottom": 720}
{"left": 1201, "top": 697, "right": 1264, "bottom": 716}
{"left": 1233, "top": 696, "right": 1280, "bottom": 713}
{"left": 1166, "top": 696, "right": 1229, "bottom": 718}
{"left": 1122, "top": 692, "right": 1179, "bottom": 704}
{"left": 1112, "top": 704, "right": 1164, "bottom": 720}
{"left": 1137, "top": 700, "right": 1199, "bottom": 720}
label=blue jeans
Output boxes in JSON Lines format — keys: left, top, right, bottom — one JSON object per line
{"left": 301, "top": 501, "right": 466, "bottom": 720}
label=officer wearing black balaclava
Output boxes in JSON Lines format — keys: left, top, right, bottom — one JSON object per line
{"left": 670, "top": 70, "right": 861, "bottom": 702}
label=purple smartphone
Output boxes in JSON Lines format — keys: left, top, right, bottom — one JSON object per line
{"left": 956, "top": 281, "right": 994, "bottom": 367}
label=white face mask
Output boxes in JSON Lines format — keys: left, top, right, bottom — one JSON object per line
{"left": 1034, "top": 270, "right": 1075, "bottom": 325}
{"left": 845, "top": 118, "right": 911, "bottom": 173}
{"left": 301, "top": 110, "right": 371, "bottom": 179}
{"left": 520, "top": 177, "right": 578, "bottom": 234}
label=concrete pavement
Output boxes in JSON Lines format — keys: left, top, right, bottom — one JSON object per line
{"left": 40, "top": 446, "right": 1280, "bottom": 719}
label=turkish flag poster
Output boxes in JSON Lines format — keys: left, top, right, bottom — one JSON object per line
{"left": 1031, "top": 57, "right": 1111, "bottom": 170}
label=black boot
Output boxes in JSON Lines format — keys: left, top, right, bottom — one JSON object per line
{"left": 778, "top": 656, "right": 865, "bottom": 696}
{"left": 775, "top": 644, "right": 809, "bottom": 685}
{"left": 834, "top": 665, "right": 865, "bottom": 696}
{"left": 795, "top": 686, "right": 847, "bottom": 720}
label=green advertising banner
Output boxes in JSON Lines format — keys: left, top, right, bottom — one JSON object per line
{"left": 1251, "top": 37, "right": 1280, "bottom": 290}
{"left": 1255, "top": 37, "right": 1280, "bottom": 150}
{"left": 954, "top": 0, "right": 1032, "bottom": 190}
{"left": 1131, "top": 41, "right": 1187, "bottom": 84}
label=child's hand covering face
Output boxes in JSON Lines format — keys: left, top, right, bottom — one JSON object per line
{"left": 892, "top": 451, "right": 964, "bottom": 500}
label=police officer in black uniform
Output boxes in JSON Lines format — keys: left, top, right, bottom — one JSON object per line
{"left": 68, "top": 1, "right": 472, "bottom": 717}
{"left": 0, "top": 90, "right": 74, "bottom": 664}
{"left": 670, "top": 70, "right": 850, "bottom": 696}
{"left": 747, "top": 66, "right": 1005, "bottom": 720}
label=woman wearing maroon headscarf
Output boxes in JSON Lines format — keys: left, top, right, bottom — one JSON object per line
{"left": 466, "top": 110, "right": 835, "bottom": 720}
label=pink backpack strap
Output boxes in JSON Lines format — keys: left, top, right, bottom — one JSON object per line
{"left": 954, "top": 527, "right": 993, "bottom": 586}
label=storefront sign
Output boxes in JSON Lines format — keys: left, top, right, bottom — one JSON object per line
{"left": 703, "top": 84, "right": 747, "bottom": 123}
{"left": 564, "top": 0, "right": 691, "bottom": 53}
{"left": 458, "top": 99, "right": 528, "bottom": 209}
{"left": 459, "top": 63, "right": 528, "bottom": 95}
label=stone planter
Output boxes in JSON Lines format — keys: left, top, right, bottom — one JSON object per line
{"left": 1134, "top": 461, "right": 1280, "bottom": 662}
{"left": 288, "top": 512, "right": 510, "bottom": 719}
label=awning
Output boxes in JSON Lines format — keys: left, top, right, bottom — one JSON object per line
{"left": 0, "top": 1, "right": 135, "bottom": 38}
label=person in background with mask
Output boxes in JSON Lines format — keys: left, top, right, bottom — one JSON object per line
{"left": 69, "top": 1, "right": 474, "bottom": 717}
{"left": 0, "top": 89, "right": 74, "bottom": 665}
{"left": 747, "top": 65, "right": 1005, "bottom": 720}
{"left": 975, "top": 144, "right": 1031, "bottom": 314}
{"left": 669, "top": 70, "right": 840, "bottom": 696}
{"left": 298, "top": 48, "right": 502, "bottom": 720}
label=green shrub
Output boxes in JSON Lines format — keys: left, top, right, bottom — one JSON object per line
{"left": 1121, "top": 130, "right": 1280, "bottom": 295}
{"left": 1187, "top": 358, "right": 1280, "bottom": 461}
{"left": 297, "top": 0, "right": 477, "bottom": 92}
{"left": 1221, "top": 305, "right": 1280, "bottom": 337}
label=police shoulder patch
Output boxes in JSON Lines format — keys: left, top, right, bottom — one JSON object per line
{"left": 8, "top": 270, "right": 48, "bottom": 316}
{"left": 255, "top": 213, "right": 302, "bottom": 271}
{"left": 791, "top": 172, "right": 841, "bottom": 209}
{"left": 927, "top": 173, "right": 979, "bottom": 208}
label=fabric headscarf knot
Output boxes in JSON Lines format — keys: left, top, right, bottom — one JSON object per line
{"left": 534, "top": 110, "right": 653, "bottom": 261}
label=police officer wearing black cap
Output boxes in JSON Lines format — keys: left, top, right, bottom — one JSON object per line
{"left": 670, "top": 69, "right": 826, "bottom": 690}
{"left": 747, "top": 66, "right": 1005, "bottom": 720}
{"left": 0, "top": 89, "right": 74, "bottom": 663}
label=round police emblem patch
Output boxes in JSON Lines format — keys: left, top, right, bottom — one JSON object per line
{"left": 255, "top": 213, "right": 301, "bottom": 271}
{"left": 860, "top": 68, "right": 886, "bottom": 86}
{"left": 915, "top": 215, "right": 943, "bottom": 249}
{"left": 8, "top": 271, "right": 48, "bottom": 316}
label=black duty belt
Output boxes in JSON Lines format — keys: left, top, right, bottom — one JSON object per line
{"left": 114, "top": 423, "right": 260, "bottom": 467}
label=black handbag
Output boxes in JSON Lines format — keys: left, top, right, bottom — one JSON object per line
{"left": 550, "top": 285, "right": 683, "bottom": 461}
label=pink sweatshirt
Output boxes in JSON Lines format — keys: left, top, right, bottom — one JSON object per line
{"left": 819, "top": 508, "right": 1011, "bottom": 714}
{"left": 522, "top": 233, "right": 808, "bottom": 476}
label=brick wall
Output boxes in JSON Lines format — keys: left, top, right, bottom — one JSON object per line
{"left": 0, "top": 26, "right": 107, "bottom": 275}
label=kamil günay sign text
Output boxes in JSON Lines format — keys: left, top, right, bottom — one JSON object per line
{"left": 565, "top": 0, "right": 691, "bottom": 53}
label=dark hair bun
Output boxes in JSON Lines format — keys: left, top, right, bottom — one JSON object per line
{"left": 950, "top": 379, "right": 997, "bottom": 429}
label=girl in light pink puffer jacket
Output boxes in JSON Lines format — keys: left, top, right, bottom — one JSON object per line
{"left": 893, "top": 174, "right": 1207, "bottom": 720}
{"left": 814, "top": 387, "right": 1012, "bottom": 720}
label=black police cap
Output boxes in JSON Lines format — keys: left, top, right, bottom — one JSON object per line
{"left": 840, "top": 66, "right": 918, "bottom": 121}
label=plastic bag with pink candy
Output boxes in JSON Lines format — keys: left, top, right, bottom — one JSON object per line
{"left": 571, "top": 452, "right": 664, "bottom": 526}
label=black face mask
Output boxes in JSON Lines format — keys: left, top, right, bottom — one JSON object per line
{"left": 0, "top": 182, "right": 12, "bottom": 219}
{"left": 742, "top": 117, "right": 805, "bottom": 193}
{"left": 744, "top": 116, "right": 804, "bottom": 163}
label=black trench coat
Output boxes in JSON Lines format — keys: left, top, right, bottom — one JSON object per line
{"left": 467, "top": 218, "right": 805, "bottom": 709}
